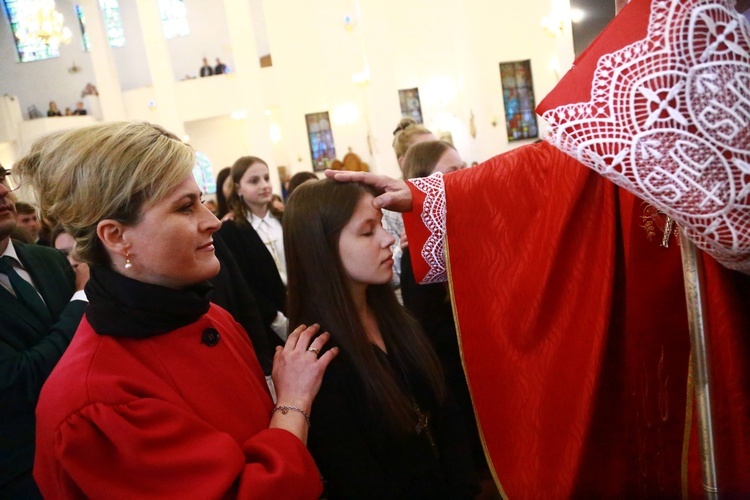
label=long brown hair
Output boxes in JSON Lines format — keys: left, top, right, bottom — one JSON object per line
{"left": 226, "top": 156, "right": 283, "bottom": 224}
{"left": 284, "top": 179, "right": 446, "bottom": 432}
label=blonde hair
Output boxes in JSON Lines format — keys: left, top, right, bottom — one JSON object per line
{"left": 391, "top": 117, "right": 433, "bottom": 159}
{"left": 15, "top": 122, "right": 195, "bottom": 266}
{"left": 401, "top": 140, "right": 456, "bottom": 180}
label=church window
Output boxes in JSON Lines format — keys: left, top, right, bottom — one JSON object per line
{"left": 3, "top": 0, "right": 61, "bottom": 62}
{"left": 158, "top": 0, "right": 189, "bottom": 39}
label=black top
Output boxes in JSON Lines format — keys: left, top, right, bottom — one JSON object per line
{"left": 308, "top": 345, "right": 479, "bottom": 499}
{"left": 208, "top": 233, "right": 273, "bottom": 373}
{"left": 216, "top": 220, "right": 286, "bottom": 346}
{"left": 401, "top": 248, "right": 487, "bottom": 470}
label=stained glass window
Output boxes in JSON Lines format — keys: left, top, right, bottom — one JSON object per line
{"left": 98, "top": 0, "right": 125, "bottom": 47}
{"left": 158, "top": 0, "right": 189, "bottom": 39}
{"left": 75, "top": 4, "right": 90, "bottom": 50}
{"left": 398, "top": 88, "right": 424, "bottom": 124}
{"left": 305, "top": 112, "right": 337, "bottom": 172}
{"left": 193, "top": 152, "right": 216, "bottom": 195}
{"left": 499, "top": 60, "right": 539, "bottom": 142}
{"left": 3, "top": 0, "right": 60, "bottom": 62}
{"left": 75, "top": 1, "right": 125, "bottom": 50}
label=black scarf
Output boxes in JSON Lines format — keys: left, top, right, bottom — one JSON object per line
{"left": 85, "top": 265, "right": 213, "bottom": 338}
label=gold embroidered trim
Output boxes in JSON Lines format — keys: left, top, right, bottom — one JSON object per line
{"left": 445, "top": 237, "right": 508, "bottom": 499}
{"left": 641, "top": 203, "right": 679, "bottom": 248}
{"left": 681, "top": 350, "right": 695, "bottom": 500}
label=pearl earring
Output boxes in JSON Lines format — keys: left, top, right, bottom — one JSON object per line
{"left": 124, "top": 251, "right": 133, "bottom": 270}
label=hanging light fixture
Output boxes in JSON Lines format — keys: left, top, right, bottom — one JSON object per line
{"left": 15, "top": 0, "right": 73, "bottom": 51}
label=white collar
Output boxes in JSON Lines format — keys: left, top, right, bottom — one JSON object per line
{"left": 248, "top": 210, "right": 274, "bottom": 229}
{"left": 1, "top": 239, "right": 22, "bottom": 268}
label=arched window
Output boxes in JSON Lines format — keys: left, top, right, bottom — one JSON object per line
{"left": 3, "top": 0, "right": 62, "bottom": 62}
{"left": 75, "top": 0, "right": 125, "bottom": 51}
{"left": 158, "top": 0, "right": 189, "bottom": 39}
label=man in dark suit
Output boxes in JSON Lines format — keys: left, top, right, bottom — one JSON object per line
{"left": 199, "top": 57, "right": 213, "bottom": 77}
{"left": 0, "top": 167, "right": 88, "bottom": 499}
{"left": 214, "top": 57, "right": 227, "bottom": 74}
{"left": 14, "top": 201, "right": 49, "bottom": 246}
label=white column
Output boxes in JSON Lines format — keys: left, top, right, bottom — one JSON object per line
{"left": 222, "top": 0, "right": 276, "bottom": 189}
{"left": 78, "top": 0, "right": 126, "bottom": 121}
{"left": 135, "top": 0, "right": 184, "bottom": 137}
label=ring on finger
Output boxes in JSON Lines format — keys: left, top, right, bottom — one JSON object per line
{"left": 307, "top": 347, "right": 321, "bottom": 355}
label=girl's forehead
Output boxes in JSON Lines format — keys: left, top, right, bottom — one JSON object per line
{"left": 349, "top": 194, "right": 380, "bottom": 222}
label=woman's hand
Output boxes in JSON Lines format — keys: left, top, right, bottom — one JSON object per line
{"left": 270, "top": 324, "right": 337, "bottom": 443}
{"left": 271, "top": 324, "right": 337, "bottom": 412}
{"left": 324, "top": 170, "right": 413, "bottom": 212}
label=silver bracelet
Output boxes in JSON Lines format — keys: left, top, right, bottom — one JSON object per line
{"left": 270, "top": 405, "right": 311, "bottom": 427}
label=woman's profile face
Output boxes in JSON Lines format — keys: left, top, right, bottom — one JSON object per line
{"left": 337, "top": 193, "right": 396, "bottom": 289}
{"left": 236, "top": 162, "right": 272, "bottom": 210}
{"left": 431, "top": 148, "right": 464, "bottom": 175}
{"left": 121, "top": 175, "right": 221, "bottom": 289}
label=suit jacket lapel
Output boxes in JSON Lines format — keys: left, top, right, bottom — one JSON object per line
{"left": 0, "top": 283, "right": 47, "bottom": 333}
{"left": 13, "top": 243, "right": 56, "bottom": 328}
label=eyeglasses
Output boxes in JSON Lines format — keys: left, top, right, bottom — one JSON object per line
{"left": 0, "top": 168, "right": 20, "bottom": 192}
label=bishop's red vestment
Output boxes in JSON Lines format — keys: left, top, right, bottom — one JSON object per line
{"left": 403, "top": 142, "right": 750, "bottom": 497}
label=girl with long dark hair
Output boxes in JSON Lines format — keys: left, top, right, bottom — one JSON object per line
{"left": 284, "top": 179, "right": 478, "bottom": 499}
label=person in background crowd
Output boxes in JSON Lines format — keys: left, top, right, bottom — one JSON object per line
{"left": 46, "top": 102, "right": 61, "bottom": 117}
{"left": 215, "top": 167, "right": 233, "bottom": 221}
{"left": 215, "top": 58, "right": 228, "bottom": 74}
{"left": 17, "top": 121, "right": 337, "bottom": 498}
{"left": 385, "top": 117, "right": 438, "bottom": 291}
{"left": 399, "top": 140, "right": 494, "bottom": 494}
{"left": 81, "top": 83, "right": 98, "bottom": 98}
{"left": 271, "top": 194, "right": 285, "bottom": 213}
{"left": 14, "top": 202, "right": 48, "bottom": 246}
{"left": 199, "top": 57, "right": 213, "bottom": 77}
{"left": 286, "top": 171, "right": 318, "bottom": 199}
{"left": 72, "top": 102, "right": 87, "bottom": 116}
{"left": 204, "top": 199, "right": 218, "bottom": 216}
{"left": 0, "top": 166, "right": 88, "bottom": 499}
{"left": 219, "top": 157, "right": 289, "bottom": 351}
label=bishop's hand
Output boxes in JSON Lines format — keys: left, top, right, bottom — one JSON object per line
{"left": 324, "top": 170, "right": 413, "bottom": 212}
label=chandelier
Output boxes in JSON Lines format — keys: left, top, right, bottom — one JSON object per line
{"left": 15, "top": 0, "right": 72, "bottom": 50}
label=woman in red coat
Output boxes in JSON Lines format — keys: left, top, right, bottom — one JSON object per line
{"left": 16, "top": 122, "right": 338, "bottom": 499}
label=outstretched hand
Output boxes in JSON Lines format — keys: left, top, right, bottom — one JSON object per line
{"left": 324, "top": 170, "right": 413, "bottom": 213}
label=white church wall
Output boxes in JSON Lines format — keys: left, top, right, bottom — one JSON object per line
{"left": 261, "top": 0, "right": 571, "bottom": 178}
{"left": 185, "top": 115, "right": 250, "bottom": 173}
{"left": 0, "top": 0, "right": 575, "bottom": 183}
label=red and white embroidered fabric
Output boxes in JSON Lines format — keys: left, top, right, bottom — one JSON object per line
{"left": 410, "top": 173, "right": 448, "bottom": 283}
{"left": 538, "top": 0, "right": 750, "bottom": 273}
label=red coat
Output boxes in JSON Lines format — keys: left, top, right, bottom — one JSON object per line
{"left": 34, "top": 304, "right": 322, "bottom": 499}
{"left": 404, "top": 142, "right": 750, "bottom": 497}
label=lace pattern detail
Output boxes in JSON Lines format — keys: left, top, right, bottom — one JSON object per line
{"left": 541, "top": 0, "right": 750, "bottom": 273}
{"left": 410, "top": 173, "right": 448, "bottom": 284}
